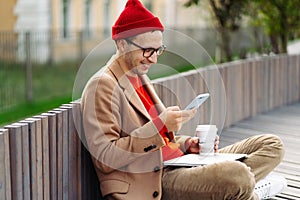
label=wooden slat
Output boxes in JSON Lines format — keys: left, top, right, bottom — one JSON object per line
{"left": 0, "top": 129, "right": 11, "bottom": 200}
{"left": 209, "top": 66, "right": 226, "bottom": 130}
{"left": 268, "top": 58, "right": 276, "bottom": 109}
{"left": 71, "top": 102, "right": 83, "bottom": 200}
{"left": 227, "top": 63, "right": 239, "bottom": 124}
{"left": 34, "top": 115, "right": 50, "bottom": 200}
{"left": 22, "top": 117, "right": 44, "bottom": 200}
{"left": 35, "top": 118, "right": 44, "bottom": 200}
{"left": 198, "top": 68, "right": 210, "bottom": 124}
{"left": 60, "top": 104, "right": 78, "bottom": 200}
{"left": 41, "top": 112, "right": 57, "bottom": 200}
{"left": 219, "top": 63, "right": 231, "bottom": 128}
{"left": 242, "top": 61, "right": 251, "bottom": 119}
{"left": 281, "top": 55, "right": 289, "bottom": 105}
{"left": 49, "top": 109, "right": 63, "bottom": 200}
{"left": 287, "top": 55, "right": 299, "bottom": 103}
{"left": 13, "top": 122, "right": 31, "bottom": 200}
{"left": 297, "top": 55, "right": 300, "bottom": 101}
{"left": 4, "top": 124, "right": 23, "bottom": 200}
{"left": 53, "top": 108, "right": 69, "bottom": 200}
{"left": 20, "top": 118, "right": 38, "bottom": 199}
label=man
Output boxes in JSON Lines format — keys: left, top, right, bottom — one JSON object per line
{"left": 81, "top": 0, "right": 286, "bottom": 199}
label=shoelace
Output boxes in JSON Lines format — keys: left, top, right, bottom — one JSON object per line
{"left": 255, "top": 181, "right": 271, "bottom": 199}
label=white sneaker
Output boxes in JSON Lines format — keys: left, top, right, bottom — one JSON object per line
{"left": 254, "top": 174, "right": 287, "bottom": 199}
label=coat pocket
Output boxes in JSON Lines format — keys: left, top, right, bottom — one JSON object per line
{"left": 100, "top": 179, "right": 130, "bottom": 197}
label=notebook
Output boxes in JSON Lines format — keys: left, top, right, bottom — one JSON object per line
{"left": 163, "top": 153, "right": 248, "bottom": 167}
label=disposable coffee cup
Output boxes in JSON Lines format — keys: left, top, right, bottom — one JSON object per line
{"left": 195, "top": 125, "right": 218, "bottom": 155}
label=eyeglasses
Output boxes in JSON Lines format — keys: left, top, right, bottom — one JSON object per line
{"left": 125, "top": 39, "right": 166, "bottom": 58}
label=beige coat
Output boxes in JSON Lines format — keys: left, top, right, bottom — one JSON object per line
{"left": 81, "top": 56, "right": 190, "bottom": 199}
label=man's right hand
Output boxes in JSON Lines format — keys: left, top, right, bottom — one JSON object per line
{"left": 159, "top": 106, "right": 197, "bottom": 132}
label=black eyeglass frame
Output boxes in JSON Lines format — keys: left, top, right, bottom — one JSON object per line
{"left": 125, "top": 39, "right": 166, "bottom": 58}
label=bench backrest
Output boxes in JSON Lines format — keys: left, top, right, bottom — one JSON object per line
{"left": 1, "top": 54, "right": 299, "bottom": 199}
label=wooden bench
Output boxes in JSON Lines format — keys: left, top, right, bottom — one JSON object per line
{"left": 1, "top": 103, "right": 103, "bottom": 200}
{"left": 1, "top": 54, "right": 299, "bottom": 199}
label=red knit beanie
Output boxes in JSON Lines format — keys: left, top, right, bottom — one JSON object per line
{"left": 112, "top": 0, "right": 164, "bottom": 40}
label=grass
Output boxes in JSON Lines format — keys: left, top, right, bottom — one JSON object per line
{"left": 0, "top": 96, "right": 72, "bottom": 127}
{"left": 0, "top": 61, "right": 79, "bottom": 127}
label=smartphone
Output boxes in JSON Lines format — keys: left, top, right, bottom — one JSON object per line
{"left": 184, "top": 93, "right": 210, "bottom": 110}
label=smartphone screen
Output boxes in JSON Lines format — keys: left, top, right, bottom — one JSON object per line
{"left": 184, "top": 93, "right": 210, "bottom": 110}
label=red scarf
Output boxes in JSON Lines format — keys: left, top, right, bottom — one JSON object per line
{"left": 127, "top": 75, "right": 183, "bottom": 161}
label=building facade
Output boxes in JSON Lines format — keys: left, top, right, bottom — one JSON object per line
{"left": 0, "top": 0, "right": 210, "bottom": 63}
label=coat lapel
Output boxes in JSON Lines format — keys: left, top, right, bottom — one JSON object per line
{"left": 107, "top": 57, "right": 174, "bottom": 141}
{"left": 108, "top": 61, "right": 151, "bottom": 120}
{"left": 140, "top": 75, "right": 166, "bottom": 113}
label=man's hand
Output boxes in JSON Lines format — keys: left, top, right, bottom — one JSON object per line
{"left": 185, "top": 137, "right": 200, "bottom": 154}
{"left": 159, "top": 106, "right": 197, "bottom": 132}
{"left": 214, "top": 135, "right": 219, "bottom": 153}
{"left": 186, "top": 135, "right": 220, "bottom": 154}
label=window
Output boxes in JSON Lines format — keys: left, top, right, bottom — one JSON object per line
{"left": 84, "top": 0, "right": 92, "bottom": 38}
{"left": 103, "top": 0, "right": 110, "bottom": 37}
{"left": 62, "top": 0, "right": 70, "bottom": 38}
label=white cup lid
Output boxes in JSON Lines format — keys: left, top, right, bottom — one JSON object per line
{"left": 196, "top": 124, "right": 217, "bottom": 131}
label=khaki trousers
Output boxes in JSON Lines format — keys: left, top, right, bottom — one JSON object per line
{"left": 162, "top": 134, "right": 285, "bottom": 200}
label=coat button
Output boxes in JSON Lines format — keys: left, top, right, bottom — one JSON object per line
{"left": 144, "top": 144, "right": 157, "bottom": 152}
{"left": 153, "top": 166, "right": 160, "bottom": 172}
{"left": 144, "top": 146, "right": 151, "bottom": 152}
{"left": 152, "top": 191, "right": 159, "bottom": 198}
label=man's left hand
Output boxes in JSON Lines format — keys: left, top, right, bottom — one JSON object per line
{"left": 186, "top": 135, "right": 220, "bottom": 154}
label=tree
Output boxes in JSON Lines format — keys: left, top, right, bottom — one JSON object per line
{"left": 185, "top": 0, "right": 249, "bottom": 63}
{"left": 249, "top": 0, "right": 300, "bottom": 54}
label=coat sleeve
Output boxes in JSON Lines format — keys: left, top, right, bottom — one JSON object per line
{"left": 81, "top": 74, "right": 165, "bottom": 173}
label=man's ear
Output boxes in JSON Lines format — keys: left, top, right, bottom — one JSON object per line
{"left": 116, "top": 39, "right": 127, "bottom": 52}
